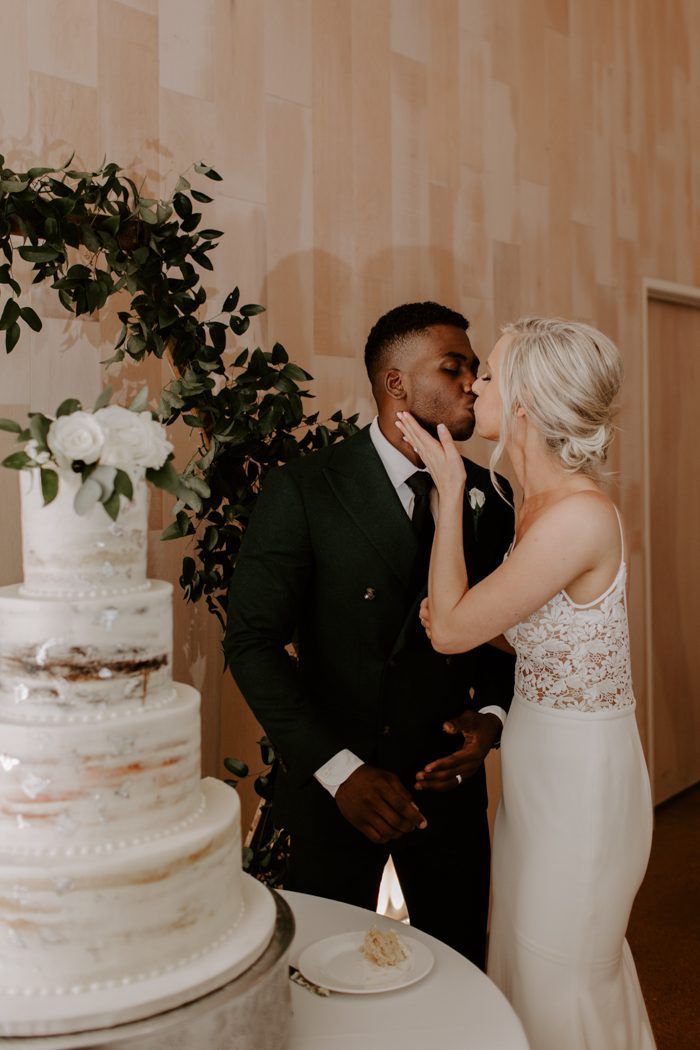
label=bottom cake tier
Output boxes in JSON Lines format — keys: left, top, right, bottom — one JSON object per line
{"left": 0, "top": 778, "right": 276, "bottom": 1036}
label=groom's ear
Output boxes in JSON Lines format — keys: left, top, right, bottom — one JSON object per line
{"left": 385, "top": 368, "right": 407, "bottom": 401}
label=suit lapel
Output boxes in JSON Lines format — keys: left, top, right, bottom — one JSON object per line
{"left": 323, "top": 426, "right": 418, "bottom": 587}
{"left": 325, "top": 431, "right": 484, "bottom": 658}
{"left": 389, "top": 463, "right": 479, "bottom": 659}
{"left": 461, "top": 477, "right": 477, "bottom": 577}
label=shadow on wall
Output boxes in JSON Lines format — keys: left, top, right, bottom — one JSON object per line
{"left": 264, "top": 241, "right": 524, "bottom": 469}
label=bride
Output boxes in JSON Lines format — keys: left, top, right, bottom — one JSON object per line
{"left": 395, "top": 317, "right": 656, "bottom": 1050}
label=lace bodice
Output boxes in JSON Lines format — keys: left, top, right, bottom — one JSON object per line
{"left": 504, "top": 511, "right": 635, "bottom": 712}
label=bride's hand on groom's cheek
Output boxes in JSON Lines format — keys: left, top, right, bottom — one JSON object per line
{"left": 414, "top": 711, "right": 502, "bottom": 792}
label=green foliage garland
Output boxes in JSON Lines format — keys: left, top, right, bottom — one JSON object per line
{"left": 0, "top": 155, "right": 360, "bottom": 625}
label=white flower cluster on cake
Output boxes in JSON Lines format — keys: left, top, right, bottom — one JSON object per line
{"left": 47, "top": 405, "right": 172, "bottom": 472}
{"left": 0, "top": 387, "right": 181, "bottom": 521}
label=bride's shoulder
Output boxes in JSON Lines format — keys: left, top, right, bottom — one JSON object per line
{"left": 533, "top": 490, "right": 620, "bottom": 547}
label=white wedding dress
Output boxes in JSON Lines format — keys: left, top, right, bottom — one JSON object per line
{"left": 487, "top": 510, "right": 656, "bottom": 1049}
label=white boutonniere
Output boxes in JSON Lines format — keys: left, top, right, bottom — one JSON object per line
{"left": 468, "top": 487, "right": 486, "bottom": 535}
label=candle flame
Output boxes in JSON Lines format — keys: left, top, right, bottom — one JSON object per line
{"left": 376, "top": 857, "right": 408, "bottom": 923}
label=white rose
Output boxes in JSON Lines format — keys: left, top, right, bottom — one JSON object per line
{"left": 95, "top": 404, "right": 173, "bottom": 470}
{"left": 133, "top": 411, "right": 173, "bottom": 469}
{"left": 468, "top": 487, "right": 486, "bottom": 510}
{"left": 47, "top": 412, "right": 104, "bottom": 467}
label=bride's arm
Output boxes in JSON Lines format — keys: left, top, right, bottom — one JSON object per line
{"left": 396, "top": 412, "right": 609, "bottom": 654}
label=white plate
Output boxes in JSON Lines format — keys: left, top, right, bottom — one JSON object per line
{"left": 296, "top": 930, "right": 434, "bottom": 994}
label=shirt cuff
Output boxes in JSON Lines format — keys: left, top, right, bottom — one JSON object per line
{"left": 478, "top": 705, "right": 507, "bottom": 727}
{"left": 314, "top": 750, "right": 365, "bottom": 798}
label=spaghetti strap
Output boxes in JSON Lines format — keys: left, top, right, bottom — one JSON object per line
{"left": 612, "top": 505, "right": 625, "bottom": 565}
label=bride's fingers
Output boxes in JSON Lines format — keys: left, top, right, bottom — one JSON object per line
{"left": 395, "top": 411, "right": 423, "bottom": 439}
{"left": 394, "top": 416, "right": 421, "bottom": 454}
{"left": 396, "top": 412, "right": 441, "bottom": 461}
{"left": 394, "top": 412, "right": 421, "bottom": 443}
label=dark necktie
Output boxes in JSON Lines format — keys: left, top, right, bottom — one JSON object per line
{"left": 406, "top": 470, "right": 435, "bottom": 583}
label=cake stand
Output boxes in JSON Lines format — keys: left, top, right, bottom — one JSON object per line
{"left": 0, "top": 889, "right": 294, "bottom": 1050}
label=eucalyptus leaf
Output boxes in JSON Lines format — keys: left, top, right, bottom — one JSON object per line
{"left": 161, "top": 520, "right": 184, "bottom": 540}
{"left": 101, "top": 488, "right": 121, "bottom": 520}
{"left": 90, "top": 464, "right": 118, "bottom": 497}
{"left": 177, "top": 483, "right": 203, "bottom": 513}
{"left": 26, "top": 166, "right": 56, "bottom": 179}
{"left": 0, "top": 298, "right": 20, "bottom": 331}
{"left": 0, "top": 178, "right": 30, "bottom": 192}
{"left": 113, "top": 468, "right": 134, "bottom": 501}
{"left": 180, "top": 556, "right": 196, "bottom": 583}
{"left": 184, "top": 474, "right": 210, "bottom": 498}
{"left": 146, "top": 459, "right": 180, "bottom": 495}
{"left": 56, "top": 399, "right": 82, "bottom": 417}
{"left": 93, "top": 386, "right": 113, "bottom": 411}
{"left": 2, "top": 450, "right": 31, "bottom": 469}
{"left": 40, "top": 468, "right": 59, "bottom": 505}
{"left": 18, "top": 245, "right": 61, "bottom": 263}
{"left": 19, "top": 307, "right": 42, "bottom": 332}
{"left": 128, "top": 386, "right": 150, "bottom": 413}
{"left": 283, "top": 363, "right": 313, "bottom": 382}
{"left": 101, "top": 347, "right": 125, "bottom": 366}
{"left": 28, "top": 414, "right": 51, "bottom": 448}
{"left": 223, "top": 288, "right": 240, "bottom": 312}
{"left": 82, "top": 225, "right": 101, "bottom": 252}
{"left": 223, "top": 757, "right": 249, "bottom": 778}
{"left": 73, "top": 477, "right": 102, "bottom": 515}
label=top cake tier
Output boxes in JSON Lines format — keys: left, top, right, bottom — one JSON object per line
{"left": 20, "top": 468, "right": 148, "bottom": 597}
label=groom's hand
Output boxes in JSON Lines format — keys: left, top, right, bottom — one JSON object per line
{"left": 335, "top": 765, "right": 428, "bottom": 844}
{"left": 414, "top": 711, "right": 502, "bottom": 792}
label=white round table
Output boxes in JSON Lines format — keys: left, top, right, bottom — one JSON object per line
{"left": 281, "top": 890, "right": 530, "bottom": 1050}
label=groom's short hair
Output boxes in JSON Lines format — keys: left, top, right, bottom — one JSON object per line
{"left": 364, "top": 301, "right": 469, "bottom": 382}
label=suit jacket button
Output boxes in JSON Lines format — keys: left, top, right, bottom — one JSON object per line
{"left": 445, "top": 656, "right": 452, "bottom": 666}
{"left": 382, "top": 725, "right": 391, "bottom": 735}
{"left": 363, "top": 587, "right": 376, "bottom": 601}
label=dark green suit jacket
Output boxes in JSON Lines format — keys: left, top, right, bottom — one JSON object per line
{"left": 224, "top": 425, "right": 515, "bottom": 841}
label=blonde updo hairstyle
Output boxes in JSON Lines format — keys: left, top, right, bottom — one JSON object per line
{"left": 490, "top": 317, "right": 623, "bottom": 492}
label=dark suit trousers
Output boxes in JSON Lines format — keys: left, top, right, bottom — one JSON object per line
{"left": 285, "top": 787, "right": 491, "bottom": 970}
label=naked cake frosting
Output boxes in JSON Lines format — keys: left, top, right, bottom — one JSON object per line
{"left": 0, "top": 467, "right": 276, "bottom": 1036}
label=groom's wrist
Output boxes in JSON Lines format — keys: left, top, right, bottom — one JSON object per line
{"left": 478, "top": 706, "right": 506, "bottom": 750}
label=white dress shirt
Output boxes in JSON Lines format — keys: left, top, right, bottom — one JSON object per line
{"left": 314, "top": 416, "right": 506, "bottom": 797}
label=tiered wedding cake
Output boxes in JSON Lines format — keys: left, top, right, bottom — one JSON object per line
{"left": 0, "top": 468, "right": 276, "bottom": 1036}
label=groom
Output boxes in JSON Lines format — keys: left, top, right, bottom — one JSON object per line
{"left": 224, "top": 301, "right": 515, "bottom": 968}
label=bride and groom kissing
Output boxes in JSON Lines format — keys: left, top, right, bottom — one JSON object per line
{"left": 225, "top": 301, "right": 656, "bottom": 1049}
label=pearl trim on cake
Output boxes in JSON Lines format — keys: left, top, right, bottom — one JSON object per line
{"left": 0, "top": 899, "right": 246, "bottom": 996}
{"left": 19, "top": 581, "right": 151, "bottom": 599}
{"left": 0, "top": 686, "right": 177, "bottom": 725}
{"left": 3, "top": 791, "right": 207, "bottom": 857}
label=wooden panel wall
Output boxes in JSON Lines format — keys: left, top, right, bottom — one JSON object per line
{"left": 0, "top": 0, "right": 698, "bottom": 827}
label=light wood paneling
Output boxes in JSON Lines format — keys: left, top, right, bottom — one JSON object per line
{"left": 0, "top": 0, "right": 698, "bottom": 830}
{"left": 648, "top": 298, "right": 700, "bottom": 803}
